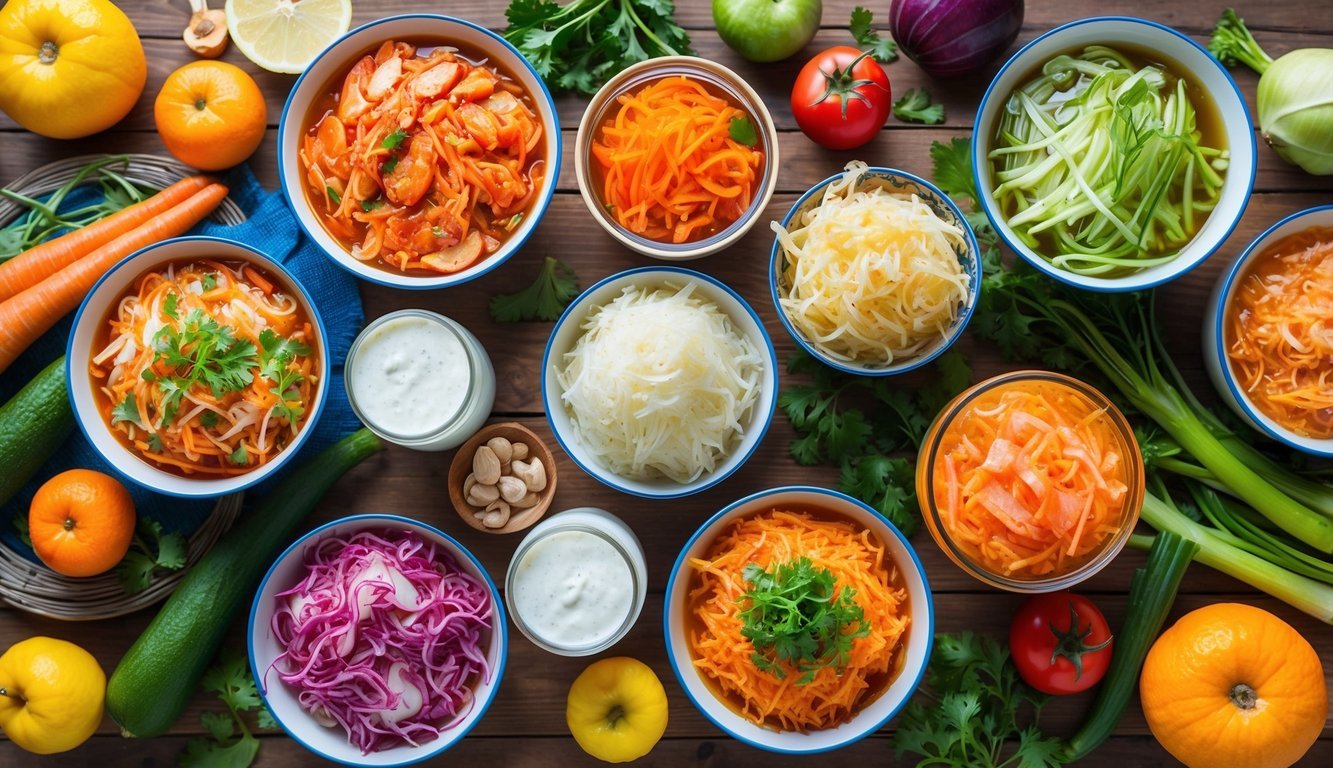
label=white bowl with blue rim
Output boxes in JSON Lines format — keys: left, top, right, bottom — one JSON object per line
{"left": 542, "top": 266, "right": 778, "bottom": 499}
{"left": 972, "top": 16, "right": 1257, "bottom": 293}
{"left": 769, "top": 166, "right": 981, "bottom": 376}
{"left": 276, "top": 14, "right": 560, "bottom": 290}
{"left": 248, "top": 514, "right": 507, "bottom": 767}
{"left": 67, "top": 236, "right": 329, "bottom": 498}
{"left": 1203, "top": 205, "right": 1333, "bottom": 457}
{"left": 664, "top": 486, "right": 934, "bottom": 754}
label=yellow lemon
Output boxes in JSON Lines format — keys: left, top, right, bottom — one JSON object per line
{"left": 0, "top": 636, "right": 106, "bottom": 754}
{"left": 566, "top": 657, "right": 668, "bottom": 763}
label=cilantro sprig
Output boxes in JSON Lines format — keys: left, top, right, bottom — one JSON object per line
{"left": 894, "top": 88, "right": 946, "bottom": 125}
{"left": 152, "top": 298, "right": 258, "bottom": 425}
{"left": 739, "top": 557, "right": 870, "bottom": 685}
{"left": 259, "top": 328, "right": 312, "bottom": 428}
{"left": 116, "top": 518, "right": 187, "bottom": 595}
{"left": 489, "top": 256, "right": 579, "bottom": 322}
{"left": 850, "top": 6, "right": 899, "bottom": 63}
{"left": 179, "top": 650, "right": 277, "bottom": 768}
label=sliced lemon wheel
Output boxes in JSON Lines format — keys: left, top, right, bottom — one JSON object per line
{"left": 225, "top": 0, "right": 352, "bottom": 74}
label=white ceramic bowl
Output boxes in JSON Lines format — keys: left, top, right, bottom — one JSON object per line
{"left": 1204, "top": 205, "right": 1333, "bottom": 456}
{"left": 574, "top": 56, "right": 780, "bottom": 260}
{"left": 664, "top": 486, "right": 934, "bottom": 754}
{"left": 248, "top": 514, "right": 507, "bottom": 767}
{"left": 542, "top": 267, "right": 778, "bottom": 498}
{"left": 277, "top": 14, "right": 560, "bottom": 290}
{"left": 973, "top": 17, "right": 1257, "bottom": 292}
{"left": 67, "top": 236, "right": 329, "bottom": 498}
{"left": 770, "top": 166, "right": 981, "bottom": 376}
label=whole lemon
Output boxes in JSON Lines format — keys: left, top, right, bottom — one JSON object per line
{"left": 0, "top": 0, "right": 147, "bottom": 139}
{"left": 0, "top": 636, "right": 106, "bottom": 754}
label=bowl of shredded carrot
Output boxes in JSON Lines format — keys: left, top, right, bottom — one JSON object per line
{"left": 277, "top": 14, "right": 561, "bottom": 290}
{"left": 664, "top": 486, "right": 933, "bottom": 754}
{"left": 1205, "top": 205, "right": 1333, "bottom": 457}
{"left": 575, "top": 56, "right": 779, "bottom": 260}
{"left": 68, "top": 236, "right": 329, "bottom": 498}
{"left": 916, "top": 371, "right": 1144, "bottom": 591}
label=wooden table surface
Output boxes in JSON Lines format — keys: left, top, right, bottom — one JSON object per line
{"left": 2, "top": 0, "right": 1331, "bottom": 765}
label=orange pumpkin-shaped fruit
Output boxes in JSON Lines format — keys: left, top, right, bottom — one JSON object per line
{"left": 28, "top": 469, "right": 136, "bottom": 577}
{"left": 154, "top": 60, "right": 267, "bottom": 171}
{"left": 1140, "top": 602, "right": 1327, "bottom": 768}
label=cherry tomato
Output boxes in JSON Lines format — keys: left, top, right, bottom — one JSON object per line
{"left": 1009, "top": 592, "right": 1113, "bottom": 695}
{"left": 790, "top": 46, "right": 890, "bottom": 150}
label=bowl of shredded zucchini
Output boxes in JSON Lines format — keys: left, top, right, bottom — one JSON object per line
{"left": 769, "top": 162, "right": 981, "bottom": 376}
{"left": 973, "top": 17, "right": 1257, "bottom": 292}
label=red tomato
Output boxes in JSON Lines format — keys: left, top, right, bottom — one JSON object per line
{"left": 790, "top": 46, "right": 890, "bottom": 150}
{"left": 1009, "top": 592, "right": 1113, "bottom": 695}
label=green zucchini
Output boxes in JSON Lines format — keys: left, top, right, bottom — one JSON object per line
{"left": 105, "top": 427, "right": 383, "bottom": 738}
{"left": 0, "top": 355, "right": 74, "bottom": 507}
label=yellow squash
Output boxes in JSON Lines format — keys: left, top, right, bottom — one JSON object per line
{"left": 566, "top": 657, "right": 669, "bottom": 763}
{"left": 1140, "top": 603, "right": 1327, "bottom": 768}
{"left": 0, "top": 636, "right": 106, "bottom": 754}
{"left": 0, "top": 0, "right": 146, "bottom": 138}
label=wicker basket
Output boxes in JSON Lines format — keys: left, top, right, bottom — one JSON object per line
{"left": 0, "top": 154, "right": 247, "bottom": 621}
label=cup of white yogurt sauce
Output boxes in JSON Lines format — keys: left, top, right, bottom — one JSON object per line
{"left": 345, "top": 309, "right": 496, "bottom": 451}
{"left": 505, "top": 507, "right": 647, "bottom": 656}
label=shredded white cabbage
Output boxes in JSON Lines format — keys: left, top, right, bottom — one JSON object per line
{"left": 773, "top": 161, "right": 970, "bottom": 365}
{"left": 557, "top": 280, "right": 764, "bottom": 484}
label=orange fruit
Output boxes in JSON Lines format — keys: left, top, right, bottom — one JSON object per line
{"left": 154, "top": 60, "right": 266, "bottom": 171}
{"left": 29, "top": 469, "right": 136, "bottom": 577}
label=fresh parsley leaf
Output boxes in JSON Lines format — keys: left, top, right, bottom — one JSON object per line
{"left": 930, "top": 137, "right": 979, "bottom": 208}
{"left": 200, "top": 410, "right": 219, "bottom": 428}
{"left": 489, "top": 256, "right": 579, "bottom": 322}
{"left": 163, "top": 291, "right": 180, "bottom": 320}
{"left": 325, "top": 185, "right": 342, "bottom": 204}
{"left": 180, "top": 650, "right": 273, "bottom": 768}
{"left": 839, "top": 454, "right": 917, "bottom": 535}
{"left": 739, "top": 558, "right": 870, "bottom": 684}
{"left": 894, "top": 88, "right": 946, "bottom": 125}
{"left": 150, "top": 304, "right": 260, "bottom": 424}
{"left": 850, "top": 6, "right": 899, "bottom": 63}
{"left": 116, "top": 518, "right": 188, "bottom": 595}
{"left": 729, "top": 116, "right": 758, "bottom": 147}
{"left": 111, "top": 393, "right": 144, "bottom": 428}
{"left": 147, "top": 433, "right": 164, "bottom": 453}
{"left": 380, "top": 129, "right": 408, "bottom": 149}
{"left": 380, "top": 155, "right": 400, "bottom": 174}
{"left": 201, "top": 272, "right": 218, "bottom": 292}
{"left": 230, "top": 444, "right": 248, "bottom": 466}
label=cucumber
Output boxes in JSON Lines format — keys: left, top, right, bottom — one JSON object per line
{"left": 105, "top": 427, "right": 383, "bottom": 738}
{"left": 0, "top": 356, "right": 74, "bottom": 507}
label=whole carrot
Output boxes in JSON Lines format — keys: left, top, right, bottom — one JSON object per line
{"left": 0, "top": 175, "right": 213, "bottom": 302}
{"left": 0, "top": 182, "right": 228, "bottom": 374}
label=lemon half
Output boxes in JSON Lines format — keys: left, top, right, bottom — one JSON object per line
{"left": 224, "top": 0, "right": 352, "bottom": 74}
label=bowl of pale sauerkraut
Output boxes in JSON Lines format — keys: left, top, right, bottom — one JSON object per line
{"left": 770, "top": 162, "right": 980, "bottom": 376}
{"left": 541, "top": 267, "right": 778, "bottom": 499}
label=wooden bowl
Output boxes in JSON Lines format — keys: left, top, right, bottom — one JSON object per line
{"left": 448, "top": 422, "right": 557, "bottom": 534}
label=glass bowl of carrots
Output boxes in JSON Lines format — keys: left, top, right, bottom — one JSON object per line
{"left": 916, "top": 370, "right": 1144, "bottom": 592}
{"left": 574, "top": 56, "right": 779, "bottom": 260}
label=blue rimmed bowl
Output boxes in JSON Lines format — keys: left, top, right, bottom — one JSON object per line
{"left": 67, "top": 236, "right": 329, "bottom": 498}
{"left": 1204, "top": 205, "right": 1333, "bottom": 456}
{"left": 542, "top": 266, "right": 778, "bottom": 499}
{"left": 248, "top": 514, "right": 507, "bottom": 767}
{"left": 277, "top": 14, "right": 560, "bottom": 290}
{"left": 972, "top": 16, "right": 1257, "bottom": 293}
{"left": 769, "top": 166, "right": 981, "bottom": 376}
{"left": 664, "top": 486, "right": 934, "bottom": 754}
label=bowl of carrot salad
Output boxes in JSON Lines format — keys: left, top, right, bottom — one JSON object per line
{"left": 575, "top": 56, "right": 779, "bottom": 260}
{"left": 916, "top": 371, "right": 1144, "bottom": 591}
{"left": 68, "top": 236, "right": 329, "bottom": 498}
{"left": 1204, "top": 205, "right": 1333, "bottom": 457}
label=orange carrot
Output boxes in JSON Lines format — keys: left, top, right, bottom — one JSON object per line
{"left": 0, "top": 183, "right": 228, "bottom": 374}
{"left": 0, "top": 175, "right": 213, "bottom": 302}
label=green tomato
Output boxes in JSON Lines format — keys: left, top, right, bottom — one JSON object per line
{"left": 712, "top": 0, "right": 822, "bottom": 63}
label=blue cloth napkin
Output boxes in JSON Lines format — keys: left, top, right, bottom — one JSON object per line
{"left": 0, "top": 165, "right": 364, "bottom": 559}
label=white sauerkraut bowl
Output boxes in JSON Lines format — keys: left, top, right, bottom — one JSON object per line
{"left": 769, "top": 166, "right": 981, "bottom": 377}
{"left": 542, "top": 267, "right": 778, "bottom": 498}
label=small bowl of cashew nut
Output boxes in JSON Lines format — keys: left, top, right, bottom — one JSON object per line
{"left": 448, "top": 422, "right": 558, "bottom": 534}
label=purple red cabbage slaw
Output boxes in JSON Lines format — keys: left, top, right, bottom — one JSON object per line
{"left": 268, "top": 528, "right": 493, "bottom": 754}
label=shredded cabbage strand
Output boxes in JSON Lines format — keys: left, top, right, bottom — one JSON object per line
{"left": 270, "top": 529, "right": 493, "bottom": 754}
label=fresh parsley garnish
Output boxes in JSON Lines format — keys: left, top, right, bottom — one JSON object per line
{"left": 163, "top": 291, "right": 180, "bottom": 320}
{"left": 258, "top": 328, "right": 311, "bottom": 427}
{"left": 503, "top": 0, "right": 693, "bottom": 95}
{"left": 894, "top": 88, "right": 946, "bottom": 125}
{"left": 229, "top": 444, "right": 248, "bottom": 465}
{"left": 147, "top": 433, "right": 164, "bottom": 453}
{"left": 152, "top": 308, "right": 258, "bottom": 424}
{"left": 179, "top": 649, "right": 276, "bottom": 768}
{"left": 729, "top": 116, "right": 758, "bottom": 147}
{"left": 326, "top": 185, "right": 342, "bottom": 204}
{"left": 380, "top": 129, "right": 408, "bottom": 149}
{"left": 929, "top": 137, "right": 997, "bottom": 248}
{"left": 201, "top": 273, "right": 218, "bottom": 292}
{"left": 850, "top": 6, "right": 899, "bottom": 63}
{"left": 489, "top": 256, "right": 579, "bottom": 322}
{"left": 739, "top": 557, "right": 870, "bottom": 685}
{"left": 893, "top": 633, "right": 1063, "bottom": 768}
{"left": 116, "top": 517, "right": 187, "bottom": 595}
{"left": 380, "top": 155, "right": 400, "bottom": 174}
{"left": 111, "top": 393, "right": 144, "bottom": 428}
{"left": 200, "top": 410, "right": 220, "bottom": 428}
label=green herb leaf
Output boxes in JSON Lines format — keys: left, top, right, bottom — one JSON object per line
{"left": 325, "top": 185, "right": 342, "bottom": 204}
{"left": 729, "top": 116, "right": 758, "bottom": 147}
{"left": 115, "top": 518, "right": 187, "bottom": 595}
{"left": 200, "top": 410, "right": 220, "bottom": 428}
{"left": 201, "top": 272, "right": 218, "bottom": 292}
{"left": 850, "top": 6, "right": 899, "bottom": 63}
{"left": 12, "top": 515, "right": 31, "bottom": 550}
{"left": 150, "top": 303, "right": 260, "bottom": 425}
{"left": 489, "top": 256, "right": 579, "bottom": 322}
{"left": 180, "top": 650, "right": 270, "bottom": 768}
{"left": 839, "top": 454, "right": 918, "bottom": 535}
{"left": 164, "top": 292, "right": 180, "bottom": 320}
{"left": 930, "top": 137, "right": 979, "bottom": 208}
{"left": 230, "top": 444, "right": 248, "bottom": 466}
{"left": 111, "top": 393, "right": 144, "bottom": 429}
{"left": 380, "top": 155, "right": 400, "bottom": 174}
{"left": 893, "top": 88, "right": 945, "bottom": 125}
{"left": 360, "top": 198, "right": 382, "bottom": 212}
{"left": 380, "top": 129, "right": 408, "bottom": 149}
{"left": 147, "top": 433, "right": 164, "bottom": 453}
